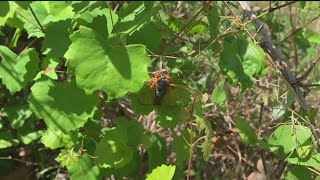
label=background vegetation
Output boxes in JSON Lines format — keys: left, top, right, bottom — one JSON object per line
{"left": 0, "top": 1, "right": 320, "bottom": 179}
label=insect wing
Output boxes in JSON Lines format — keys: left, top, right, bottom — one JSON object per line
{"left": 136, "top": 82, "right": 155, "bottom": 106}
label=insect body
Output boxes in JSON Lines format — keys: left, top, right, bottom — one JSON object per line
{"left": 149, "top": 70, "right": 171, "bottom": 105}
{"left": 136, "top": 69, "right": 200, "bottom": 107}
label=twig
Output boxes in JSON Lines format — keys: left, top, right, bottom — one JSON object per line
{"left": 186, "top": 99, "right": 196, "bottom": 180}
{"left": 268, "top": 1, "right": 296, "bottom": 13}
{"left": 297, "top": 56, "right": 320, "bottom": 81}
{"left": 28, "top": 5, "right": 45, "bottom": 33}
{"left": 278, "top": 14, "right": 320, "bottom": 45}
{"left": 238, "top": 1, "right": 309, "bottom": 110}
{"left": 0, "top": 156, "right": 38, "bottom": 166}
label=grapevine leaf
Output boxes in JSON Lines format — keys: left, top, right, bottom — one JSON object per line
{"left": 55, "top": 148, "right": 80, "bottom": 167}
{"left": 41, "top": 19, "right": 72, "bottom": 58}
{"left": 0, "top": 46, "right": 40, "bottom": 94}
{"left": 172, "top": 132, "right": 189, "bottom": 166}
{"left": 268, "top": 125, "right": 312, "bottom": 156}
{"left": 3, "top": 104, "right": 33, "bottom": 129}
{"left": 34, "top": 58, "right": 59, "bottom": 80}
{"left": 127, "top": 22, "right": 161, "bottom": 53}
{"left": 65, "top": 26, "right": 151, "bottom": 98}
{"left": 28, "top": 77, "right": 99, "bottom": 133}
{"left": 219, "top": 38, "right": 267, "bottom": 92}
{"left": 76, "top": 7, "right": 118, "bottom": 38}
{"left": 41, "top": 128, "right": 76, "bottom": 149}
{"left": 146, "top": 164, "right": 176, "bottom": 180}
{"left": 48, "top": 1, "right": 75, "bottom": 21}
{"left": 282, "top": 165, "right": 311, "bottom": 180}
{"left": 113, "top": 1, "right": 161, "bottom": 35}
{"left": 94, "top": 118, "right": 134, "bottom": 168}
{"left": 14, "top": 1, "right": 31, "bottom": 10}
{"left": 288, "top": 153, "right": 320, "bottom": 171}
{"left": 68, "top": 154, "right": 101, "bottom": 180}
{"left": 210, "top": 81, "right": 226, "bottom": 106}
{"left": 144, "top": 134, "right": 167, "bottom": 171}
{"left": 186, "top": 20, "right": 208, "bottom": 36}
{"left": 0, "top": 2, "right": 18, "bottom": 27}
{"left": 235, "top": 117, "right": 258, "bottom": 144}
{"left": 18, "top": 130, "right": 42, "bottom": 145}
{"left": 303, "top": 29, "right": 320, "bottom": 44}
{"left": 16, "top": 1, "right": 53, "bottom": 38}
{"left": 0, "top": 132, "right": 19, "bottom": 149}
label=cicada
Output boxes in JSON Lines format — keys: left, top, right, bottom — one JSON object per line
{"left": 136, "top": 69, "right": 201, "bottom": 107}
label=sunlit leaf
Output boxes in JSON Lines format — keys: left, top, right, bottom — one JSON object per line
{"left": 235, "top": 117, "right": 258, "bottom": 144}
{"left": 146, "top": 164, "right": 176, "bottom": 180}
{"left": 65, "top": 26, "right": 151, "bottom": 98}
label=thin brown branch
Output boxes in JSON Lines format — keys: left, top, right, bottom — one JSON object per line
{"left": 278, "top": 14, "right": 320, "bottom": 45}
{"left": 268, "top": 1, "right": 296, "bottom": 12}
{"left": 0, "top": 156, "right": 38, "bottom": 166}
{"left": 238, "top": 1, "right": 309, "bottom": 110}
{"left": 297, "top": 56, "right": 320, "bottom": 81}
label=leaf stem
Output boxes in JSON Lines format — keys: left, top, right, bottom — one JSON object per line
{"left": 28, "top": 4, "right": 45, "bottom": 33}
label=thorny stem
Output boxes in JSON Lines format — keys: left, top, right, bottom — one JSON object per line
{"left": 186, "top": 98, "right": 196, "bottom": 180}
{"left": 29, "top": 5, "right": 45, "bottom": 33}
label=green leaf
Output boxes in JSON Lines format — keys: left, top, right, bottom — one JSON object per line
{"left": 17, "top": 127, "right": 43, "bottom": 145}
{"left": 0, "top": 2, "right": 18, "bottom": 27}
{"left": 195, "top": 105, "right": 213, "bottom": 161}
{"left": 14, "top": 1, "right": 32, "bottom": 10}
{"left": 206, "top": 4, "right": 219, "bottom": 38}
{"left": 283, "top": 165, "right": 311, "bottom": 180}
{"left": 0, "top": 132, "right": 19, "bottom": 149}
{"left": 65, "top": 26, "right": 151, "bottom": 98}
{"left": 300, "top": 2, "right": 307, "bottom": 9}
{"left": 172, "top": 132, "right": 189, "bottom": 166}
{"left": 48, "top": 1, "right": 75, "bottom": 21}
{"left": 145, "top": 134, "right": 167, "bottom": 171}
{"left": 76, "top": 7, "right": 118, "bottom": 38}
{"left": 268, "top": 125, "right": 312, "bottom": 156}
{"left": 146, "top": 164, "right": 176, "bottom": 180}
{"left": 17, "top": 2, "right": 53, "bottom": 38}
{"left": 0, "top": 46, "right": 40, "bottom": 94}
{"left": 3, "top": 104, "right": 33, "bottom": 129}
{"left": 40, "top": 128, "right": 76, "bottom": 149}
{"left": 94, "top": 118, "right": 134, "bottom": 168}
{"left": 55, "top": 147, "right": 81, "bottom": 167}
{"left": 303, "top": 29, "right": 320, "bottom": 44}
{"left": 68, "top": 154, "right": 101, "bottom": 180}
{"left": 34, "top": 58, "right": 59, "bottom": 80}
{"left": 113, "top": 2, "right": 161, "bottom": 35}
{"left": 41, "top": 19, "right": 72, "bottom": 58}
{"left": 28, "top": 77, "right": 99, "bottom": 133}
{"left": 288, "top": 153, "right": 320, "bottom": 171}
{"left": 235, "top": 117, "right": 258, "bottom": 144}
{"left": 210, "top": 81, "right": 226, "bottom": 106}
{"left": 219, "top": 38, "right": 267, "bottom": 92}
{"left": 127, "top": 22, "right": 161, "bottom": 53}
{"left": 186, "top": 20, "right": 208, "bottom": 36}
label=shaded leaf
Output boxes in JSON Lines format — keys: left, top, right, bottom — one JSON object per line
{"left": 235, "top": 117, "right": 258, "bottom": 144}
{"left": 283, "top": 165, "right": 311, "bottom": 180}
{"left": 68, "top": 154, "right": 101, "bottom": 180}
{"left": 113, "top": 2, "right": 161, "bottom": 35}
{"left": 28, "top": 77, "right": 99, "bottom": 133}
{"left": 0, "top": 46, "right": 40, "bottom": 94}
{"left": 41, "top": 19, "right": 72, "bottom": 58}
